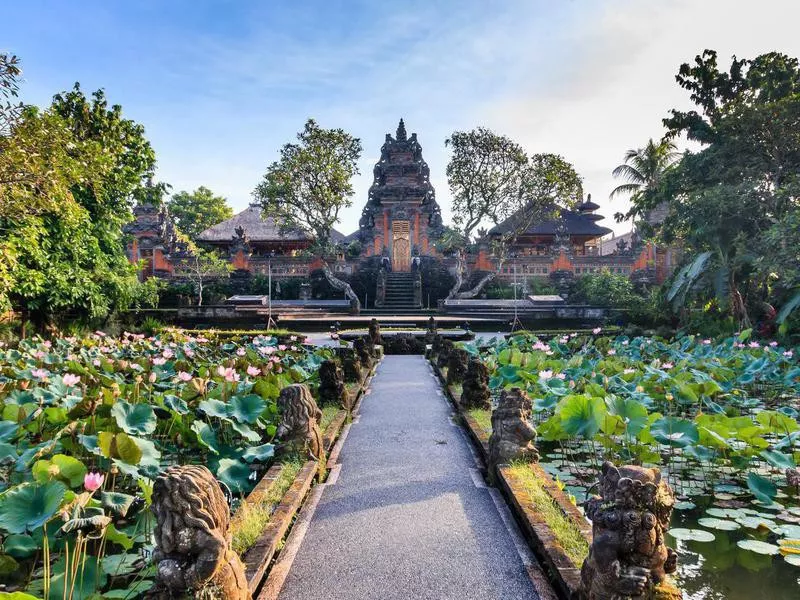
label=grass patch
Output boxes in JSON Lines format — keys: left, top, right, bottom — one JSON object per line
{"left": 467, "top": 408, "right": 492, "bottom": 434}
{"left": 449, "top": 382, "right": 463, "bottom": 399}
{"left": 320, "top": 404, "right": 341, "bottom": 431}
{"left": 506, "top": 461, "right": 589, "bottom": 566}
{"left": 345, "top": 382, "right": 361, "bottom": 396}
{"left": 231, "top": 457, "right": 303, "bottom": 555}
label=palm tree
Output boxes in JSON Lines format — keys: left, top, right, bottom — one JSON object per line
{"left": 610, "top": 138, "right": 680, "bottom": 199}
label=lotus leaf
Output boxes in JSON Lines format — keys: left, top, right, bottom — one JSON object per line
{"left": 32, "top": 454, "right": 86, "bottom": 488}
{"left": 736, "top": 539, "right": 780, "bottom": 555}
{"left": 0, "top": 481, "right": 67, "bottom": 534}
{"left": 111, "top": 401, "right": 157, "bottom": 435}
{"left": 667, "top": 528, "right": 715, "bottom": 542}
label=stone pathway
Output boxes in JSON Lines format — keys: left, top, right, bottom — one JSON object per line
{"left": 276, "top": 355, "right": 545, "bottom": 600}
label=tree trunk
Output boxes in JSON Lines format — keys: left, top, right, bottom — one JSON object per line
{"left": 455, "top": 272, "right": 495, "bottom": 299}
{"left": 446, "top": 252, "right": 465, "bottom": 300}
{"left": 323, "top": 264, "right": 360, "bottom": 314}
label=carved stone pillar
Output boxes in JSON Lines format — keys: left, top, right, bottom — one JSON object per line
{"left": 460, "top": 358, "right": 491, "bottom": 410}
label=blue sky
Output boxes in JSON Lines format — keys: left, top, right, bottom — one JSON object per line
{"left": 5, "top": 0, "right": 800, "bottom": 236}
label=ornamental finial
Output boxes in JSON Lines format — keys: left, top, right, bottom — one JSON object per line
{"left": 396, "top": 118, "right": 407, "bottom": 141}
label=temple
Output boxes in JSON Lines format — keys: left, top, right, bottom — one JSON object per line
{"left": 354, "top": 118, "right": 444, "bottom": 269}
{"left": 124, "top": 119, "right": 674, "bottom": 303}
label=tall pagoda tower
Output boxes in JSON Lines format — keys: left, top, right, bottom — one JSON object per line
{"left": 357, "top": 119, "right": 443, "bottom": 271}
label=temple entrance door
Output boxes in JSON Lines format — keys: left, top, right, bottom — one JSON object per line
{"left": 391, "top": 220, "right": 411, "bottom": 272}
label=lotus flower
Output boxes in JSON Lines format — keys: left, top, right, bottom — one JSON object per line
{"left": 748, "top": 341, "right": 760, "bottom": 349}
{"left": 152, "top": 357, "right": 166, "bottom": 366}
{"left": 177, "top": 371, "right": 193, "bottom": 382}
{"left": 785, "top": 350, "right": 794, "bottom": 358}
{"left": 555, "top": 373, "right": 566, "bottom": 380}
{"left": 148, "top": 372, "right": 157, "bottom": 383}
{"left": 290, "top": 335, "right": 298, "bottom": 341}
{"left": 247, "top": 365, "right": 261, "bottom": 377}
{"left": 702, "top": 339, "right": 711, "bottom": 345}
{"left": 278, "top": 344, "right": 287, "bottom": 351}
{"left": 623, "top": 368, "right": 635, "bottom": 375}
{"left": 769, "top": 341, "right": 779, "bottom": 347}
{"left": 236, "top": 348, "right": 246, "bottom": 356}
{"left": 662, "top": 362, "right": 674, "bottom": 369}
{"left": 216, "top": 366, "right": 240, "bottom": 382}
{"left": 162, "top": 348, "right": 174, "bottom": 359}
{"left": 63, "top": 373, "right": 81, "bottom": 387}
{"left": 607, "top": 349, "right": 616, "bottom": 355}
{"left": 538, "top": 370, "right": 553, "bottom": 380}
{"left": 592, "top": 327, "right": 602, "bottom": 334}
{"left": 84, "top": 472, "right": 105, "bottom": 492}
{"left": 31, "top": 368, "right": 49, "bottom": 379}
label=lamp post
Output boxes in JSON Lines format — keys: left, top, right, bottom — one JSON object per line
{"left": 267, "top": 250, "right": 277, "bottom": 330}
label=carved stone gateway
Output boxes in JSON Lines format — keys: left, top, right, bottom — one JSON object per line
{"left": 460, "top": 358, "right": 491, "bottom": 410}
{"left": 147, "top": 465, "right": 251, "bottom": 600}
{"left": 318, "top": 359, "right": 351, "bottom": 410}
{"left": 580, "top": 462, "right": 681, "bottom": 600}
{"left": 275, "top": 384, "right": 323, "bottom": 461}
{"left": 487, "top": 387, "right": 539, "bottom": 474}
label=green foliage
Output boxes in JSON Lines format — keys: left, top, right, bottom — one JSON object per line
{"left": 253, "top": 118, "right": 362, "bottom": 253}
{"left": 445, "top": 126, "right": 583, "bottom": 242}
{"left": 168, "top": 186, "right": 233, "bottom": 239}
{"left": 0, "top": 53, "right": 23, "bottom": 136}
{"left": 0, "top": 82, "right": 158, "bottom": 326}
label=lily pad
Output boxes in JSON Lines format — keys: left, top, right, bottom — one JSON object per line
{"left": 785, "top": 555, "right": 800, "bottom": 567}
{"left": 736, "top": 539, "right": 780, "bottom": 555}
{"left": 674, "top": 501, "right": 696, "bottom": 511}
{"left": 698, "top": 517, "right": 741, "bottom": 531}
{"left": 667, "top": 528, "right": 715, "bottom": 542}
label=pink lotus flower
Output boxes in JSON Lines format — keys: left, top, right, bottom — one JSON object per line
{"left": 148, "top": 372, "right": 157, "bottom": 383}
{"left": 545, "top": 350, "right": 554, "bottom": 355}
{"left": 247, "top": 365, "right": 261, "bottom": 377}
{"left": 270, "top": 355, "right": 281, "bottom": 363}
{"left": 554, "top": 373, "right": 566, "bottom": 380}
{"left": 34, "top": 351, "right": 46, "bottom": 360}
{"left": 278, "top": 345, "right": 287, "bottom": 351}
{"left": 43, "top": 340, "right": 52, "bottom": 348}
{"left": 100, "top": 346, "right": 111, "bottom": 353}
{"left": 304, "top": 337, "right": 312, "bottom": 344}
{"left": 84, "top": 472, "right": 104, "bottom": 492}
{"left": 662, "top": 362, "right": 674, "bottom": 369}
{"left": 748, "top": 341, "right": 760, "bottom": 348}
{"left": 702, "top": 339, "right": 712, "bottom": 345}
{"left": 62, "top": 373, "right": 81, "bottom": 387}
{"left": 607, "top": 349, "right": 616, "bottom": 355}
{"left": 152, "top": 357, "right": 166, "bottom": 366}
{"left": 259, "top": 345, "right": 276, "bottom": 355}
{"left": 570, "top": 332, "right": 578, "bottom": 338}
{"left": 621, "top": 340, "right": 629, "bottom": 346}
{"left": 162, "top": 348, "right": 174, "bottom": 359}
{"left": 592, "top": 327, "right": 602, "bottom": 334}
{"left": 31, "top": 368, "right": 49, "bottom": 379}
{"left": 538, "top": 370, "right": 554, "bottom": 380}
{"left": 769, "top": 341, "right": 779, "bottom": 347}
{"left": 785, "top": 350, "right": 794, "bottom": 358}
{"left": 93, "top": 359, "right": 101, "bottom": 367}
{"left": 290, "top": 335, "right": 298, "bottom": 342}
{"left": 236, "top": 348, "right": 246, "bottom": 356}
{"left": 177, "top": 371, "right": 192, "bottom": 382}
{"left": 184, "top": 348, "right": 195, "bottom": 358}
{"left": 216, "top": 366, "right": 240, "bottom": 382}
{"left": 623, "top": 368, "right": 636, "bottom": 375}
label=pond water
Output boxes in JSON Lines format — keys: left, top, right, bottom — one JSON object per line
{"left": 538, "top": 447, "right": 800, "bottom": 600}
{"left": 668, "top": 502, "right": 800, "bottom": 600}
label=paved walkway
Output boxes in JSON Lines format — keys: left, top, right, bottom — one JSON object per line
{"left": 278, "top": 355, "right": 543, "bottom": 600}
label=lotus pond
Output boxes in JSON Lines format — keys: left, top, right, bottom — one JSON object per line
{"left": 466, "top": 331, "right": 800, "bottom": 598}
{"left": 0, "top": 330, "right": 334, "bottom": 599}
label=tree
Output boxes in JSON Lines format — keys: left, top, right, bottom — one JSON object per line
{"left": 634, "top": 50, "right": 800, "bottom": 329}
{"left": 253, "top": 118, "right": 363, "bottom": 310}
{"left": 178, "top": 246, "right": 231, "bottom": 306}
{"left": 610, "top": 139, "right": 680, "bottom": 200}
{"left": 254, "top": 118, "right": 362, "bottom": 251}
{"left": 168, "top": 186, "right": 233, "bottom": 239}
{"left": 0, "top": 81, "right": 159, "bottom": 328}
{"left": 445, "top": 127, "right": 582, "bottom": 298}
{"left": 0, "top": 53, "right": 23, "bottom": 136}
{"left": 445, "top": 128, "right": 528, "bottom": 241}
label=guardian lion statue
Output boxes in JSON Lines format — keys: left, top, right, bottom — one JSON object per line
{"left": 580, "top": 461, "right": 681, "bottom": 600}
{"left": 147, "top": 465, "right": 251, "bottom": 600}
{"left": 275, "top": 383, "right": 323, "bottom": 461}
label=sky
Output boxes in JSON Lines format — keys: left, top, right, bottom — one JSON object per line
{"left": 5, "top": 0, "right": 800, "bottom": 237}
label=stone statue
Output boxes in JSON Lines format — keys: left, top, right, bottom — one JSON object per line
{"left": 275, "top": 384, "right": 323, "bottom": 461}
{"left": 460, "top": 358, "right": 491, "bottom": 410}
{"left": 436, "top": 338, "right": 454, "bottom": 369}
{"left": 336, "top": 347, "right": 363, "bottom": 383}
{"left": 446, "top": 348, "right": 469, "bottom": 386}
{"left": 368, "top": 318, "right": 382, "bottom": 346}
{"left": 488, "top": 387, "right": 539, "bottom": 473}
{"left": 375, "top": 268, "right": 387, "bottom": 308}
{"left": 318, "top": 359, "right": 351, "bottom": 410}
{"left": 147, "top": 465, "right": 251, "bottom": 600}
{"left": 580, "top": 462, "right": 680, "bottom": 600}
{"left": 353, "top": 337, "right": 374, "bottom": 369}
